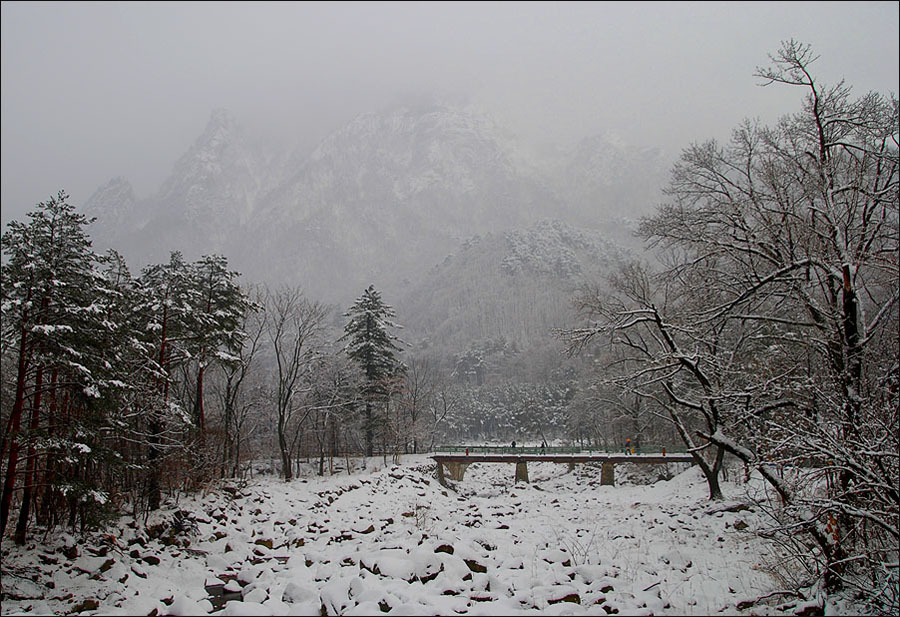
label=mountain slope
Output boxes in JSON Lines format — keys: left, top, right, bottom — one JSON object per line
{"left": 82, "top": 104, "right": 669, "bottom": 305}
{"left": 398, "top": 219, "right": 629, "bottom": 357}
{"left": 84, "top": 109, "right": 275, "bottom": 267}
{"left": 243, "top": 104, "right": 562, "bottom": 303}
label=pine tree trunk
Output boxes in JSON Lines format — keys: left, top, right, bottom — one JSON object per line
{"left": 15, "top": 362, "right": 44, "bottom": 544}
{"left": 38, "top": 368, "right": 59, "bottom": 527}
{"left": 148, "top": 306, "right": 168, "bottom": 512}
{"left": 222, "top": 375, "right": 233, "bottom": 478}
{"left": 147, "top": 431, "right": 161, "bottom": 511}
{"left": 0, "top": 322, "right": 31, "bottom": 537}
{"left": 194, "top": 363, "right": 206, "bottom": 436}
{"left": 365, "top": 401, "right": 373, "bottom": 457}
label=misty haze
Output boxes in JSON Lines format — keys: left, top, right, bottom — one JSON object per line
{"left": 1, "top": 3, "right": 898, "bottom": 617}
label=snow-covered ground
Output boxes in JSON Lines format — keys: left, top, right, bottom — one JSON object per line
{"left": 1, "top": 455, "right": 814, "bottom": 616}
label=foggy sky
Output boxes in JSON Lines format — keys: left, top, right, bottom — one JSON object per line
{"left": 2, "top": 1, "right": 898, "bottom": 228}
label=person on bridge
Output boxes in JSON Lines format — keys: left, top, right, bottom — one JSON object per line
{"left": 625, "top": 438, "right": 631, "bottom": 455}
{"left": 540, "top": 440, "right": 546, "bottom": 454}
{"left": 511, "top": 440, "right": 516, "bottom": 449}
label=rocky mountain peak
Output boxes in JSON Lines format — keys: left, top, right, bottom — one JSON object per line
{"left": 193, "top": 108, "right": 242, "bottom": 158}
{"left": 84, "top": 176, "right": 135, "bottom": 213}
{"left": 154, "top": 108, "right": 267, "bottom": 234}
{"left": 306, "top": 103, "right": 517, "bottom": 179}
{"left": 161, "top": 108, "right": 250, "bottom": 191}
{"left": 82, "top": 176, "right": 138, "bottom": 248}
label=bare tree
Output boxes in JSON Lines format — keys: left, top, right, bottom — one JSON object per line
{"left": 300, "top": 350, "right": 358, "bottom": 476}
{"left": 564, "top": 263, "right": 731, "bottom": 499}
{"left": 564, "top": 40, "right": 898, "bottom": 610}
{"left": 263, "top": 286, "right": 327, "bottom": 481}
{"left": 212, "top": 286, "right": 266, "bottom": 478}
{"left": 426, "top": 375, "right": 458, "bottom": 451}
{"left": 399, "top": 355, "right": 436, "bottom": 454}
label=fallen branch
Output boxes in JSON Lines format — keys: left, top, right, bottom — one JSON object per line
{"left": 736, "top": 588, "right": 806, "bottom": 610}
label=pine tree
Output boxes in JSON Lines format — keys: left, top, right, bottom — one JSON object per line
{"left": 340, "top": 285, "right": 405, "bottom": 457}
{"left": 135, "top": 252, "right": 196, "bottom": 510}
{"left": 80, "top": 250, "right": 165, "bottom": 524}
{"left": 0, "top": 191, "right": 111, "bottom": 540}
{"left": 186, "top": 255, "right": 250, "bottom": 440}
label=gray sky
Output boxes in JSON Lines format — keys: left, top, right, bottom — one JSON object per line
{"left": 2, "top": 1, "right": 898, "bottom": 227}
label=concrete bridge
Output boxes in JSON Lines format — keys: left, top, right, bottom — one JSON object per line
{"left": 432, "top": 452, "right": 694, "bottom": 487}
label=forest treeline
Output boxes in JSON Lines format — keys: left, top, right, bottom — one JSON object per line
{"left": 0, "top": 193, "right": 607, "bottom": 545}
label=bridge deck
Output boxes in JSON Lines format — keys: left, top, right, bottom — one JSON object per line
{"left": 432, "top": 453, "right": 694, "bottom": 465}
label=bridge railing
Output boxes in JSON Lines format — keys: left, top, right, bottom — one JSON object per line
{"left": 433, "top": 444, "right": 687, "bottom": 455}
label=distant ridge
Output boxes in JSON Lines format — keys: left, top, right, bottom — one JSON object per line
{"left": 83, "top": 103, "right": 670, "bottom": 305}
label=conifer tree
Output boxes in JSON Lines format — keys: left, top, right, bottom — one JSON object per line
{"left": 340, "top": 285, "right": 405, "bottom": 457}
{"left": 0, "top": 191, "right": 110, "bottom": 539}
{"left": 187, "top": 255, "right": 250, "bottom": 440}
{"left": 135, "top": 252, "right": 196, "bottom": 510}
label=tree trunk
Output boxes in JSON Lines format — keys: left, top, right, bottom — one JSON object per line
{"left": 700, "top": 463, "right": 723, "bottom": 500}
{"left": 14, "top": 362, "right": 44, "bottom": 544}
{"left": 365, "top": 401, "right": 373, "bottom": 457}
{"left": 38, "top": 369, "right": 59, "bottom": 526}
{"left": 279, "top": 426, "right": 292, "bottom": 481}
{"left": 839, "top": 264, "right": 862, "bottom": 492}
{"left": 222, "top": 376, "right": 233, "bottom": 478}
{"left": 0, "top": 322, "right": 31, "bottom": 536}
{"left": 194, "top": 363, "right": 206, "bottom": 436}
{"left": 692, "top": 446, "right": 724, "bottom": 500}
{"left": 148, "top": 306, "right": 169, "bottom": 512}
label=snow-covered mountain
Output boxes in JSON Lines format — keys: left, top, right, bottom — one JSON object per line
{"left": 546, "top": 132, "right": 670, "bottom": 245}
{"left": 151, "top": 108, "right": 272, "bottom": 248}
{"left": 83, "top": 104, "right": 671, "bottom": 304}
{"left": 85, "top": 108, "right": 274, "bottom": 268}
{"left": 399, "top": 218, "right": 629, "bottom": 356}
{"left": 243, "top": 103, "right": 564, "bottom": 302}
{"left": 82, "top": 176, "right": 139, "bottom": 249}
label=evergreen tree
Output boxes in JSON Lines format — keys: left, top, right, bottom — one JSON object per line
{"left": 340, "top": 285, "right": 405, "bottom": 457}
{"left": 77, "top": 250, "right": 163, "bottom": 524}
{"left": 0, "top": 191, "right": 115, "bottom": 540}
{"left": 134, "top": 252, "right": 197, "bottom": 510}
{"left": 186, "top": 255, "right": 250, "bottom": 440}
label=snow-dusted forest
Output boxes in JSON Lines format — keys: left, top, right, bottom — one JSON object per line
{"left": 1, "top": 24, "right": 898, "bottom": 617}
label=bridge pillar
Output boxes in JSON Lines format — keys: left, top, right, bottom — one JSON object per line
{"left": 446, "top": 462, "right": 469, "bottom": 482}
{"left": 567, "top": 462, "right": 576, "bottom": 473}
{"left": 601, "top": 461, "right": 615, "bottom": 486}
{"left": 515, "top": 461, "right": 529, "bottom": 483}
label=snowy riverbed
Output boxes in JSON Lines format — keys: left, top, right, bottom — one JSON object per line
{"left": 1, "top": 455, "right": 820, "bottom": 616}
